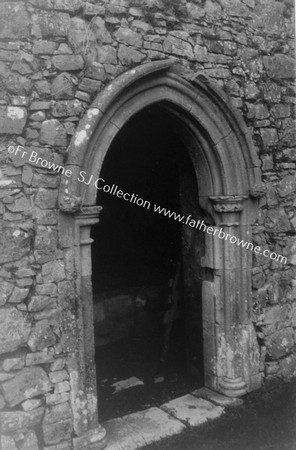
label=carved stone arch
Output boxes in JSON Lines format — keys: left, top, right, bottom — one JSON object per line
{"left": 57, "top": 61, "right": 262, "bottom": 448}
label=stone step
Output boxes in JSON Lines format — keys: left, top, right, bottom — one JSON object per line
{"left": 103, "top": 388, "right": 232, "bottom": 449}
{"left": 103, "top": 406, "right": 185, "bottom": 450}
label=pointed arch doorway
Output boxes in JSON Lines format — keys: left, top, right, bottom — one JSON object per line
{"left": 91, "top": 102, "right": 208, "bottom": 420}
{"left": 58, "top": 61, "right": 262, "bottom": 448}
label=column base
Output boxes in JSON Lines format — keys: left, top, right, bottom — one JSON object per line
{"left": 73, "top": 425, "right": 107, "bottom": 450}
{"left": 219, "top": 376, "right": 247, "bottom": 397}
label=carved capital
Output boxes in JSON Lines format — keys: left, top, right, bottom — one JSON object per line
{"left": 59, "top": 194, "right": 82, "bottom": 213}
{"left": 209, "top": 195, "right": 248, "bottom": 213}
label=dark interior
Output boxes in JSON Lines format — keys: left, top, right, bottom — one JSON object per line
{"left": 91, "top": 104, "right": 204, "bottom": 421}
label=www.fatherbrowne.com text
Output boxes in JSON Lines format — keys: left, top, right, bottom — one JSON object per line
{"left": 8, "top": 145, "right": 287, "bottom": 265}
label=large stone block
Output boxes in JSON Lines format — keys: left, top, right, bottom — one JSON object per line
{"left": 0, "top": 434, "right": 17, "bottom": 450}
{"left": 163, "top": 35, "right": 193, "bottom": 59}
{"left": 40, "top": 119, "right": 67, "bottom": 147}
{"left": 263, "top": 55, "right": 295, "bottom": 79}
{"left": 43, "top": 402, "right": 71, "bottom": 424}
{"left": 43, "top": 419, "right": 73, "bottom": 445}
{"left": 114, "top": 27, "right": 142, "bottom": 48}
{"left": 118, "top": 45, "right": 145, "bottom": 65}
{"left": 0, "top": 407, "right": 44, "bottom": 433}
{"left": 35, "top": 226, "right": 58, "bottom": 253}
{"left": 28, "top": 320, "right": 57, "bottom": 352}
{"left": 0, "top": 2, "right": 29, "bottom": 39}
{"left": 52, "top": 73, "right": 75, "bottom": 100}
{"left": 36, "top": 11, "right": 71, "bottom": 38}
{"left": 19, "top": 430, "right": 39, "bottom": 450}
{"left": 265, "top": 328, "right": 294, "bottom": 359}
{"left": 91, "top": 16, "right": 112, "bottom": 44}
{"left": 0, "top": 281, "right": 14, "bottom": 305}
{"left": 2, "top": 367, "right": 52, "bottom": 406}
{"left": 35, "top": 189, "right": 58, "bottom": 209}
{"left": 33, "top": 40, "right": 57, "bottom": 55}
{"left": 52, "top": 100, "right": 83, "bottom": 118}
{"left": 52, "top": 55, "right": 84, "bottom": 71}
{"left": 0, "top": 106, "right": 27, "bottom": 134}
{"left": 42, "top": 260, "right": 66, "bottom": 283}
{"left": 0, "top": 307, "right": 31, "bottom": 355}
{"left": 279, "top": 354, "right": 296, "bottom": 382}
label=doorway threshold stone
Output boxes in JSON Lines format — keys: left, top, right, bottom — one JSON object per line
{"left": 103, "top": 388, "right": 237, "bottom": 449}
{"left": 103, "top": 407, "right": 186, "bottom": 450}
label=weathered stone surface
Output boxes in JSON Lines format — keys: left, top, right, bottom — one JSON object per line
{"left": 28, "top": 296, "right": 57, "bottom": 312}
{"left": 68, "top": 17, "right": 95, "bottom": 51}
{"left": 36, "top": 283, "right": 57, "bottom": 296}
{"left": 0, "top": 2, "right": 29, "bottom": 39}
{"left": 52, "top": 55, "right": 84, "bottom": 71}
{"left": 30, "top": 111, "right": 46, "bottom": 122}
{"left": 30, "top": 101, "right": 52, "bottom": 110}
{"left": 260, "top": 128, "right": 278, "bottom": 147}
{"left": 6, "top": 196, "right": 31, "bottom": 213}
{"left": 46, "top": 392, "right": 70, "bottom": 406}
{"left": 52, "top": 100, "right": 83, "bottom": 117}
{"left": 42, "top": 260, "right": 66, "bottom": 282}
{"left": 279, "top": 355, "right": 296, "bottom": 382}
{"left": 19, "top": 430, "right": 39, "bottom": 450}
{"left": 0, "top": 281, "right": 14, "bottom": 305}
{"left": 118, "top": 45, "right": 145, "bottom": 65}
{"left": 278, "top": 175, "right": 295, "bottom": 197}
{"left": 54, "top": 380, "right": 70, "bottom": 394}
{"left": 3, "top": 353, "right": 26, "bottom": 371}
{"left": 28, "top": 320, "right": 57, "bottom": 352}
{"left": 35, "top": 189, "right": 58, "bottom": 209}
{"left": 49, "top": 369, "right": 69, "bottom": 383}
{"left": 21, "top": 398, "right": 43, "bottom": 411}
{"left": 40, "top": 119, "right": 67, "bottom": 147}
{"left": 90, "top": 16, "right": 112, "bottom": 43}
{"left": 84, "top": 61, "right": 106, "bottom": 81}
{"left": 0, "top": 307, "right": 31, "bottom": 355}
{"left": 263, "top": 55, "right": 295, "bottom": 79}
{"left": 114, "top": 27, "right": 142, "bottom": 48}
{"left": 33, "top": 40, "right": 57, "bottom": 55}
{"left": 35, "top": 80, "right": 51, "bottom": 96}
{"left": 256, "top": 305, "right": 291, "bottom": 335}
{"left": 265, "top": 328, "right": 294, "bottom": 359}
{"left": 247, "top": 103, "right": 269, "bottom": 120}
{"left": 2, "top": 367, "right": 52, "bottom": 406}
{"left": 36, "top": 11, "right": 71, "bottom": 38}
{"left": 163, "top": 35, "right": 193, "bottom": 59}
{"left": 0, "top": 434, "right": 17, "bottom": 450}
{"left": 26, "top": 349, "right": 55, "bottom": 366}
{"left": 43, "top": 402, "right": 71, "bottom": 424}
{"left": 43, "top": 419, "right": 73, "bottom": 445}
{"left": 104, "top": 407, "right": 184, "bottom": 450}
{"left": 52, "top": 73, "right": 75, "bottom": 100}
{"left": 0, "top": 107, "right": 27, "bottom": 134}
{"left": 96, "top": 45, "right": 117, "bottom": 64}
{"left": 0, "top": 407, "right": 44, "bottom": 433}
{"left": 161, "top": 395, "right": 224, "bottom": 426}
{"left": 78, "top": 77, "right": 101, "bottom": 94}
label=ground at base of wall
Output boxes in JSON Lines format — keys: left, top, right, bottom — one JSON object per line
{"left": 141, "top": 381, "right": 296, "bottom": 450}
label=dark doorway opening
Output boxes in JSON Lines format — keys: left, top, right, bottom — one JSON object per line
{"left": 91, "top": 104, "right": 205, "bottom": 421}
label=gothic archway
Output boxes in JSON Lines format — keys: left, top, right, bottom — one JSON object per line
{"left": 58, "top": 60, "right": 262, "bottom": 446}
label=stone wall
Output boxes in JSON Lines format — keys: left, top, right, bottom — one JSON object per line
{"left": 0, "top": 0, "right": 295, "bottom": 448}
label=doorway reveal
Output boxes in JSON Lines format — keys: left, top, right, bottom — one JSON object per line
{"left": 91, "top": 104, "right": 205, "bottom": 420}
{"left": 58, "top": 61, "right": 261, "bottom": 446}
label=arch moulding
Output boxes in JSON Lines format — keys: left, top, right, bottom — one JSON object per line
{"left": 57, "top": 61, "right": 263, "bottom": 448}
